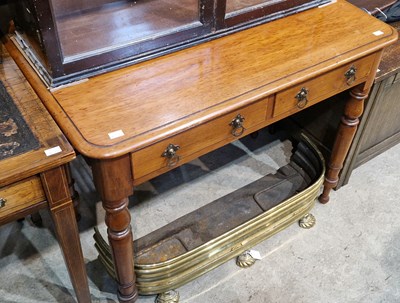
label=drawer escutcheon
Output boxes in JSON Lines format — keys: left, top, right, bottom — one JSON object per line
{"left": 295, "top": 87, "right": 309, "bottom": 109}
{"left": 229, "top": 114, "right": 246, "bottom": 137}
{"left": 0, "top": 198, "right": 6, "bottom": 208}
{"left": 345, "top": 65, "right": 357, "bottom": 85}
{"left": 161, "top": 144, "right": 181, "bottom": 167}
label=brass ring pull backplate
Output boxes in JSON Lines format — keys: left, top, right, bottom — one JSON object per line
{"left": 229, "top": 114, "right": 246, "bottom": 137}
{"left": 0, "top": 198, "right": 6, "bottom": 208}
{"left": 345, "top": 65, "right": 357, "bottom": 85}
{"left": 295, "top": 87, "right": 309, "bottom": 109}
{"left": 161, "top": 143, "right": 181, "bottom": 167}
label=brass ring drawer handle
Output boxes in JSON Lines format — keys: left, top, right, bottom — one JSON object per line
{"left": 345, "top": 65, "right": 357, "bottom": 85}
{"left": 161, "top": 143, "right": 181, "bottom": 167}
{"left": 229, "top": 114, "right": 246, "bottom": 137}
{"left": 0, "top": 198, "right": 6, "bottom": 208}
{"left": 295, "top": 87, "right": 309, "bottom": 109}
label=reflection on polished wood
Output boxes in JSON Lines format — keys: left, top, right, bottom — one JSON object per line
{"left": 55, "top": 0, "right": 199, "bottom": 59}
{"left": 226, "top": 0, "right": 287, "bottom": 13}
{"left": 0, "top": 47, "right": 91, "bottom": 303}
{"left": 6, "top": 1, "right": 398, "bottom": 302}
{"left": 14, "top": 0, "right": 327, "bottom": 85}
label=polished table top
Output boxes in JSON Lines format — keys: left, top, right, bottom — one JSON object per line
{"left": 8, "top": 0, "right": 397, "bottom": 160}
{"left": 0, "top": 45, "right": 90, "bottom": 303}
{"left": 0, "top": 49, "right": 75, "bottom": 187}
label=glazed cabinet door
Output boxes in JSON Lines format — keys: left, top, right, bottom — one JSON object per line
{"left": 14, "top": 0, "right": 215, "bottom": 83}
{"left": 11, "top": 0, "right": 328, "bottom": 86}
{"left": 220, "top": 0, "right": 328, "bottom": 28}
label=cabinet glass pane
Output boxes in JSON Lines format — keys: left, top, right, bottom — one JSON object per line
{"left": 226, "top": 0, "right": 280, "bottom": 15}
{"left": 51, "top": 0, "right": 200, "bottom": 62}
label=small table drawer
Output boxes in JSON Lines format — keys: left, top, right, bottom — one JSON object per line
{"left": 131, "top": 100, "right": 267, "bottom": 181}
{"left": 0, "top": 176, "right": 46, "bottom": 220}
{"left": 273, "top": 53, "right": 377, "bottom": 118}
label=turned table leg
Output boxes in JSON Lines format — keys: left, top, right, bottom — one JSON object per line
{"left": 41, "top": 165, "right": 91, "bottom": 303}
{"left": 91, "top": 155, "right": 138, "bottom": 303}
{"left": 319, "top": 85, "right": 368, "bottom": 204}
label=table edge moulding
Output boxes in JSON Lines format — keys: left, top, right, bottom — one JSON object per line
{"left": 0, "top": 45, "right": 91, "bottom": 303}
{"left": 4, "top": 0, "right": 398, "bottom": 302}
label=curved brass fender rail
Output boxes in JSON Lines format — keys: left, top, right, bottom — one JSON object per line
{"left": 94, "top": 133, "right": 325, "bottom": 295}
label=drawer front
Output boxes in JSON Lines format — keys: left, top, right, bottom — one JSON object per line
{"left": 132, "top": 100, "right": 267, "bottom": 180}
{"left": 273, "top": 54, "right": 376, "bottom": 118}
{"left": 0, "top": 176, "right": 46, "bottom": 219}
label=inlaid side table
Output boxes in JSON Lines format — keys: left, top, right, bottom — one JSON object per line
{"left": 0, "top": 46, "right": 91, "bottom": 303}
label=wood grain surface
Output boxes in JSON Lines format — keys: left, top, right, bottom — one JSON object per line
{"left": 0, "top": 45, "right": 90, "bottom": 303}
{"left": 7, "top": 0, "right": 397, "bottom": 159}
{"left": 0, "top": 45, "right": 75, "bottom": 186}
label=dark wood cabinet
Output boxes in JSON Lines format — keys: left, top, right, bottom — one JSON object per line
{"left": 10, "top": 0, "right": 328, "bottom": 86}
{"left": 347, "top": 0, "right": 397, "bottom": 14}
{"left": 288, "top": 20, "right": 400, "bottom": 188}
{"left": 341, "top": 21, "right": 400, "bottom": 184}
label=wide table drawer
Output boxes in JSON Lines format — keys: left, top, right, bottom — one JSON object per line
{"left": 0, "top": 176, "right": 46, "bottom": 221}
{"left": 131, "top": 100, "right": 267, "bottom": 182}
{"left": 273, "top": 53, "right": 377, "bottom": 118}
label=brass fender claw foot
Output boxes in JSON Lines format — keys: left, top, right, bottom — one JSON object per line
{"left": 155, "top": 290, "right": 180, "bottom": 303}
{"left": 299, "top": 213, "right": 316, "bottom": 229}
{"left": 236, "top": 251, "right": 256, "bottom": 268}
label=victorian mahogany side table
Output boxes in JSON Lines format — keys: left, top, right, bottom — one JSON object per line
{"left": 0, "top": 46, "right": 91, "bottom": 303}
{"left": 5, "top": 1, "right": 398, "bottom": 302}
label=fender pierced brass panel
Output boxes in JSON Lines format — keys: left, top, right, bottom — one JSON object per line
{"left": 94, "top": 134, "right": 325, "bottom": 295}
